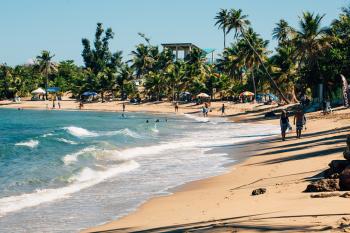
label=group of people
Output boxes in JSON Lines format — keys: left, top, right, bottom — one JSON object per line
{"left": 280, "top": 106, "right": 307, "bottom": 141}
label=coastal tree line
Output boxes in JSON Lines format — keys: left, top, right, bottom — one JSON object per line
{"left": 0, "top": 5, "right": 349, "bottom": 103}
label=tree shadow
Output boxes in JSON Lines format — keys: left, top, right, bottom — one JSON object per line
{"left": 93, "top": 213, "right": 350, "bottom": 233}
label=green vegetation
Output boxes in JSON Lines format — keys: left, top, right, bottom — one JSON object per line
{"left": 0, "top": 5, "right": 349, "bottom": 103}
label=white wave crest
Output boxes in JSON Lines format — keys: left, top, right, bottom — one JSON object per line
{"left": 57, "top": 138, "right": 78, "bottom": 145}
{"left": 62, "top": 146, "right": 97, "bottom": 165}
{"left": 63, "top": 126, "right": 98, "bottom": 138}
{"left": 41, "top": 133, "right": 54, "bottom": 138}
{"left": 15, "top": 140, "right": 39, "bottom": 148}
{"left": 102, "top": 128, "right": 142, "bottom": 139}
{"left": 0, "top": 160, "right": 139, "bottom": 217}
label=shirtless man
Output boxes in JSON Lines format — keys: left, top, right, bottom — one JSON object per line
{"left": 294, "top": 107, "right": 306, "bottom": 139}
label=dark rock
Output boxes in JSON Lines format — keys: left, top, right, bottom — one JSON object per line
{"left": 305, "top": 179, "right": 340, "bottom": 192}
{"left": 328, "top": 160, "right": 350, "bottom": 174}
{"left": 344, "top": 135, "right": 350, "bottom": 161}
{"left": 340, "top": 192, "right": 350, "bottom": 198}
{"left": 264, "top": 111, "right": 276, "bottom": 118}
{"left": 252, "top": 188, "right": 266, "bottom": 196}
{"left": 324, "top": 168, "right": 340, "bottom": 179}
{"left": 340, "top": 165, "right": 350, "bottom": 191}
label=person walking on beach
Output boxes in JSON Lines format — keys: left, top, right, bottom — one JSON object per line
{"left": 202, "top": 106, "right": 206, "bottom": 117}
{"left": 294, "top": 107, "right": 306, "bottom": 139}
{"left": 122, "top": 103, "right": 126, "bottom": 112}
{"left": 221, "top": 104, "right": 225, "bottom": 116}
{"left": 174, "top": 102, "right": 179, "bottom": 113}
{"left": 280, "top": 110, "right": 290, "bottom": 141}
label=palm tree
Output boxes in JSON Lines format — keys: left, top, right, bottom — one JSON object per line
{"left": 270, "top": 45, "right": 299, "bottom": 102}
{"left": 241, "top": 28, "right": 269, "bottom": 101}
{"left": 294, "top": 12, "right": 329, "bottom": 70}
{"left": 130, "top": 44, "right": 155, "bottom": 78}
{"left": 272, "top": 19, "right": 295, "bottom": 46}
{"left": 226, "top": 8, "right": 290, "bottom": 103}
{"left": 36, "top": 50, "right": 57, "bottom": 100}
{"left": 216, "top": 44, "right": 244, "bottom": 82}
{"left": 215, "top": 9, "right": 230, "bottom": 49}
{"left": 117, "top": 64, "right": 134, "bottom": 99}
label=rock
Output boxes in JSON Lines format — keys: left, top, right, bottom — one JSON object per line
{"left": 340, "top": 192, "right": 350, "bottom": 198}
{"left": 340, "top": 166, "right": 350, "bottom": 191}
{"left": 264, "top": 112, "right": 276, "bottom": 118}
{"left": 344, "top": 135, "right": 350, "bottom": 161}
{"left": 328, "top": 160, "right": 350, "bottom": 174}
{"left": 305, "top": 179, "right": 340, "bottom": 192}
{"left": 310, "top": 193, "right": 340, "bottom": 198}
{"left": 252, "top": 188, "right": 266, "bottom": 196}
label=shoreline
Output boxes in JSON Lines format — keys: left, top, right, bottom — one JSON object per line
{"left": 84, "top": 107, "right": 350, "bottom": 233}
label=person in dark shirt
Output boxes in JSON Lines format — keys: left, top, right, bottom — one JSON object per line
{"left": 280, "top": 110, "right": 289, "bottom": 141}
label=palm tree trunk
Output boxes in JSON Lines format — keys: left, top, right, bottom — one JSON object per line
{"left": 240, "top": 29, "right": 290, "bottom": 104}
{"left": 172, "top": 83, "right": 175, "bottom": 102}
{"left": 45, "top": 67, "right": 49, "bottom": 100}
{"left": 252, "top": 70, "right": 257, "bottom": 102}
{"left": 45, "top": 76, "right": 48, "bottom": 100}
{"left": 223, "top": 29, "right": 226, "bottom": 49}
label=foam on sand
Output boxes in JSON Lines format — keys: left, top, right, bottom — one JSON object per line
{"left": 0, "top": 160, "right": 139, "bottom": 217}
{"left": 15, "top": 140, "right": 39, "bottom": 148}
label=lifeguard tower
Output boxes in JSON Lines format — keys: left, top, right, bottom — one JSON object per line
{"left": 161, "top": 43, "right": 215, "bottom": 63}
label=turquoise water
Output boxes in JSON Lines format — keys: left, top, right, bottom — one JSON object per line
{"left": 0, "top": 108, "right": 279, "bottom": 232}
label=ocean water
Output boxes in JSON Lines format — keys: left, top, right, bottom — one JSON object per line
{"left": 0, "top": 108, "right": 279, "bottom": 233}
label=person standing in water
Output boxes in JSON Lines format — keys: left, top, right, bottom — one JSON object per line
{"left": 280, "top": 110, "right": 289, "bottom": 141}
{"left": 294, "top": 107, "right": 306, "bottom": 139}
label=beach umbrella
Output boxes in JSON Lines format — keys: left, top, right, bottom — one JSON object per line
{"left": 240, "top": 91, "right": 254, "bottom": 97}
{"left": 31, "top": 88, "right": 46, "bottom": 94}
{"left": 82, "top": 91, "right": 98, "bottom": 96}
{"left": 47, "top": 87, "right": 60, "bottom": 93}
{"left": 197, "top": 93, "right": 210, "bottom": 98}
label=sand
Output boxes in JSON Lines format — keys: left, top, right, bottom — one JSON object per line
{"left": 2, "top": 99, "right": 350, "bottom": 232}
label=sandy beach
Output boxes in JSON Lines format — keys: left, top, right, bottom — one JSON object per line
{"left": 2, "top": 100, "right": 350, "bottom": 232}
{"left": 0, "top": 97, "right": 277, "bottom": 118}
{"left": 78, "top": 105, "right": 350, "bottom": 233}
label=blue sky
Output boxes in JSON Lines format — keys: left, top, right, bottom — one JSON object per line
{"left": 1, "top": 0, "right": 347, "bottom": 66}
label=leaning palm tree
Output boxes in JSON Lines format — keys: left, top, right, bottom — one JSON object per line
{"left": 215, "top": 9, "right": 230, "bottom": 49}
{"left": 36, "top": 50, "right": 57, "bottom": 100}
{"left": 226, "top": 8, "right": 290, "bottom": 103}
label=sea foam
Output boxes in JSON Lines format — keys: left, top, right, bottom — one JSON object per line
{"left": 63, "top": 126, "right": 98, "bottom": 138}
{"left": 57, "top": 138, "right": 78, "bottom": 145}
{"left": 62, "top": 146, "right": 97, "bottom": 165}
{"left": 15, "top": 140, "right": 39, "bottom": 148}
{"left": 0, "top": 160, "right": 139, "bottom": 217}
